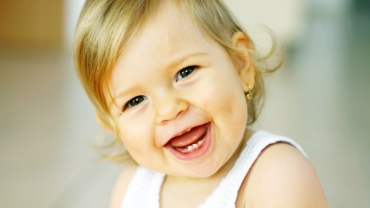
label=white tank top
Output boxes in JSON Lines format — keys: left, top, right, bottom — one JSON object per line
{"left": 121, "top": 131, "right": 307, "bottom": 208}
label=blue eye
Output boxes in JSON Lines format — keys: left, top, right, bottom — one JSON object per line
{"left": 176, "top": 66, "right": 196, "bottom": 81}
{"left": 125, "top": 96, "right": 146, "bottom": 109}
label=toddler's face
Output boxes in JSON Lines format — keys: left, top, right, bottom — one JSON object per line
{"left": 108, "top": 2, "right": 249, "bottom": 177}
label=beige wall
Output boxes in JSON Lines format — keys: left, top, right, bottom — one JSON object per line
{"left": 0, "top": 0, "right": 63, "bottom": 49}
{"left": 226, "top": 0, "right": 307, "bottom": 48}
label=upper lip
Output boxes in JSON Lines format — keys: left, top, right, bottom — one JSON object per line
{"left": 165, "top": 123, "right": 206, "bottom": 145}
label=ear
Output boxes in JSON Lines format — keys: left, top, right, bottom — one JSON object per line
{"left": 231, "top": 31, "right": 255, "bottom": 92}
{"left": 95, "top": 111, "right": 113, "bottom": 131}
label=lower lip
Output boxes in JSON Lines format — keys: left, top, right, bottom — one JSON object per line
{"left": 164, "top": 123, "right": 212, "bottom": 161}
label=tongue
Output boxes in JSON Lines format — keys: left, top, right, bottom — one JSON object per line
{"left": 170, "top": 125, "right": 207, "bottom": 147}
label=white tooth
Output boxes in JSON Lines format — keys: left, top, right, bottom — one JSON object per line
{"left": 188, "top": 146, "right": 193, "bottom": 152}
{"left": 192, "top": 144, "right": 198, "bottom": 149}
{"left": 198, "top": 139, "right": 204, "bottom": 145}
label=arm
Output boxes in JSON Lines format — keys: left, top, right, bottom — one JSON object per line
{"left": 242, "top": 143, "right": 328, "bottom": 208}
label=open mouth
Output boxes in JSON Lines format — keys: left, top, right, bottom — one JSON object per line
{"left": 164, "top": 123, "right": 212, "bottom": 160}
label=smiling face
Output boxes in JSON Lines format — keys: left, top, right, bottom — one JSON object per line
{"left": 108, "top": 1, "right": 253, "bottom": 177}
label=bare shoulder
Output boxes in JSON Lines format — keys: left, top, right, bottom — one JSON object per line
{"left": 109, "top": 162, "right": 138, "bottom": 208}
{"left": 242, "top": 142, "right": 328, "bottom": 208}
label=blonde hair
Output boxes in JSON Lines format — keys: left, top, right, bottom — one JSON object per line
{"left": 74, "top": 0, "right": 282, "bottom": 162}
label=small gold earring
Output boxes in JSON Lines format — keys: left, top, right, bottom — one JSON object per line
{"left": 245, "top": 85, "right": 253, "bottom": 101}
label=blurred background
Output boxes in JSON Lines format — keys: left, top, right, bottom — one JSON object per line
{"left": 0, "top": 0, "right": 369, "bottom": 207}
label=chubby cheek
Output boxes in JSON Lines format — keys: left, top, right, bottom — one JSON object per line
{"left": 117, "top": 117, "right": 157, "bottom": 161}
{"left": 202, "top": 74, "right": 248, "bottom": 141}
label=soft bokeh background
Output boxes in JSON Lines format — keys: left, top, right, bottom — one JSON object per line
{"left": 1, "top": 0, "right": 369, "bottom": 207}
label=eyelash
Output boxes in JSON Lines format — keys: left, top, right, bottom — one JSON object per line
{"left": 176, "top": 65, "right": 198, "bottom": 81}
{"left": 124, "top": 95, "right": 147, "bottom": 110}
{"left": 122, "top": 65, "right": 199, "bottom": 111}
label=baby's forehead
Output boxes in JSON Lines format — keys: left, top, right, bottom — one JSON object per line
{"left": 109, "top": 1, "right": 223, "bottom": 96}
{"left": 129, "top": 0, "right": 210, "bottom": 52}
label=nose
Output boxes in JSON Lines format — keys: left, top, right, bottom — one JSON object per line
{"left": 155, "top": 93, "right": 189, "bottom": 125}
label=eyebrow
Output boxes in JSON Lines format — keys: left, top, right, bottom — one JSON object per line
{"left": 113, "top": 52, "right": 208, "bottom": 100}
{"left": 165, "top": 52, "right": 208, "bottom": 73}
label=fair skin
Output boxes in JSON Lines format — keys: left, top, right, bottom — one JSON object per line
{"left": 107, "top": 1, "right": 327, "bottom": 207}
